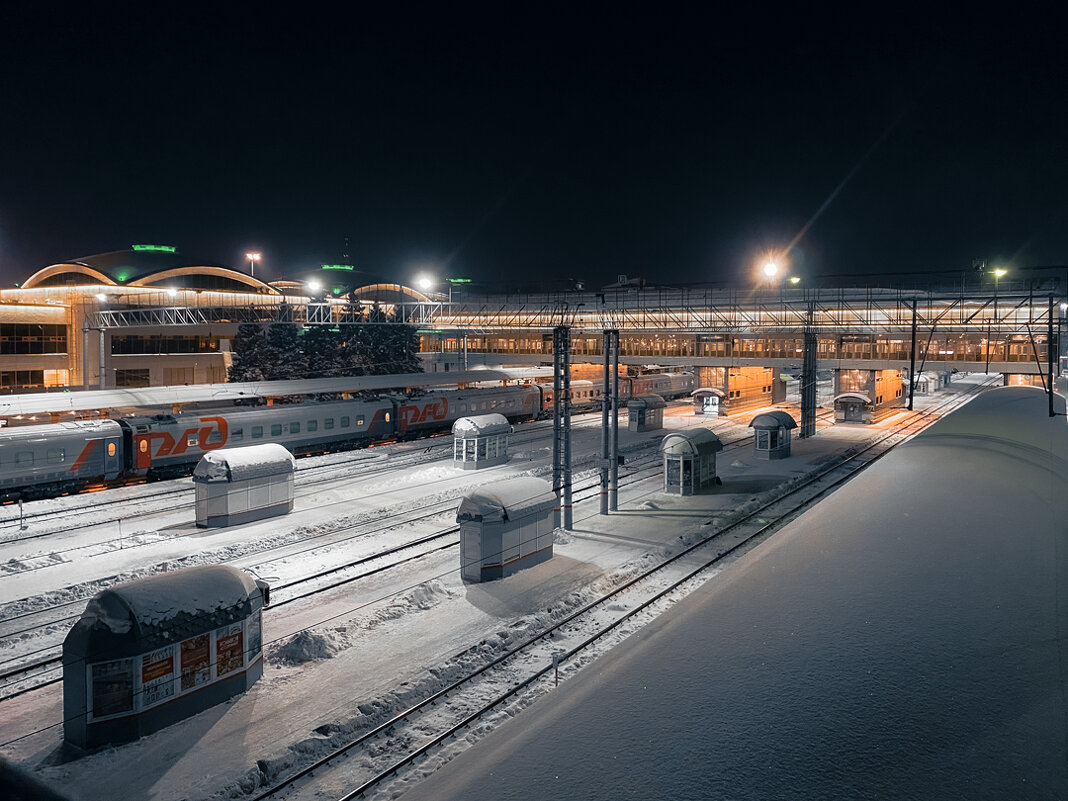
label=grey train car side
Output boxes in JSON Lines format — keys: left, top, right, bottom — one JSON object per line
{"left": 0, "top": 420, "right": 125, "bottom": 501}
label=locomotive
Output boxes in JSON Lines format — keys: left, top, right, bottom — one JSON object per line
{"left": 0, "top": 372, "right": 693, "bottom": 501}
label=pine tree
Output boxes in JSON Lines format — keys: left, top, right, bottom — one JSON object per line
{"left": 228, "top": 322, "right": 271, "bottom": 381}
{"left": 265, "top": 302, "right": 308, "bottom": 380}
{"left": 303, "top": 326, "right": 346, "bottom": 378}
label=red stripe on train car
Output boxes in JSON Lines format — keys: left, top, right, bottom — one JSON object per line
{"left": 70, "top": 439, "right": 99, "bottom": 472}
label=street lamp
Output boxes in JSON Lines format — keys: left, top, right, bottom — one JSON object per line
{"left": 307, "top": 279, "right": 323, "bottom": 296}
{"left": 246, "top": 252, "right": 261, "bottom": 277}
{"left": 762, "top": 261, "right": 779, "bottom": 280}
{"left": 415, "top": 274, "right": 434, "bottom": 293}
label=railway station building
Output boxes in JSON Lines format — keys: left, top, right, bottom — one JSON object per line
{"left": 0, "top": 245, "right": 1061, "bottom": 416}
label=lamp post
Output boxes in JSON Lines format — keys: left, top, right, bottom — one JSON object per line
{"left": 246, "top": 252, "right": 261, "bottom": 277}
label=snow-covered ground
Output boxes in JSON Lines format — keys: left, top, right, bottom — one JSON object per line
{"left": 0, "top": 381, "right": 984, "bottom": 800}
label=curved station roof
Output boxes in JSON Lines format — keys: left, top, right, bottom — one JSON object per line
{"left": 22, "top": 245, "right": 279, "bottom": 294}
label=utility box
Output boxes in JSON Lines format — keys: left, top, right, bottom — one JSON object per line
{"left": 456, "top": 476, "right": 556, "bottom": 582}
{"left": 62, "top": 565, "right": 269, "bottom": 750}
{"left": 660, "top": 429, "right": 723, "bottom": 495}
{"left": 749, "top": 410, "right": 797, "bottom": 460}
{"left": 193, "top": 444, "right": 295, "bottom": 527}
{"left": 452, "top": 413, "right": 511, "bottom": 470}
{"left": 627, "top": 394, "right": 666, "bottom": 432}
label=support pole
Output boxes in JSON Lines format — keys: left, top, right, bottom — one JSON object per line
{"left": 609, "top": 330, "right": 620, "bottom": 510}
{"left": 800, "top": 303, "right": 817, "bottom": 438}
{"left": 600, "top": 330, "right": 611, "bottom": 515}
{"left": 1049, "top": 295, "right": 1055, "bottom": 417}
{"left": 82, "top": 326, "right": 90, "bottom": 390}
{"left": 907, "top": 298, "right": 917, "bottom": 411}
{"left": 98, "top": 328, "right": 106, "bottom": 389}
{"left": 552, "top": 325, "right": 572, "bottom": 530}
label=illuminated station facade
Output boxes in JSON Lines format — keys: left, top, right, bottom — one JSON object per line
{"left": 0, "top": 245, "right": 1061, "bottom": 415}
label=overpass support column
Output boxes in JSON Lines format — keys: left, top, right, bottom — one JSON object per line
{"left": 609, "top": 330, "right": 620, "bottom": 511}
{"left": 600, "top": 330, "right": 611, "bottom": 515}
{"left": 800, "top": 305, "right": 817, "bottom": 438}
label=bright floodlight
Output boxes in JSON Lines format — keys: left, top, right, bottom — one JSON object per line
{"left": 246, "top": 252, "right": 261, "bottom": 262}
{"left": 789, "top": 276, "right": 801, "bottom": 285}
{"left": 763, "top": 261, "right": 779, "bottom": 279}
{"left": 95, "top": 292, "right": 107, "bottom": 301}
{"left": 167, "top": 288, "right": 178, "bottom": 297}
{"left": 415, "top": 274, "right": 435, "bottom": 291}
{"left": 994, "top": 268, "right": 1007, "bottom": 278}
{"left": 307, "top": 279, "right": 323, "bottom": 294}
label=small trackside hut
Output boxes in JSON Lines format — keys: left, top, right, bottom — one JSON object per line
{"left": 749, "top": 411, "right": 798, "bottom": 460}
{"left": 193, "top": 444, "right": 295, "bottom": 527}
{"left": 456, "top": 476, "right": 556, "bottom": 582}
{"left": 62, "top": 565, "right": 269, "bottom": 750}
{"left": 660, "top": 429, "right": 723, "bottom": 495}
{"left": 452, "top": 413, "right": 511, "bottom": 470}
{"left": 627, "top": 394, "right": 666, "bottom": 432}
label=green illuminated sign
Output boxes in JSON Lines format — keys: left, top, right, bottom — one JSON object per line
{"left": 132, "top": 244, "right": 176, "bottom": 253}
{"left": 446, "top": 277, "right": 471, "bottom": 284}
{"left": 321, "top": 264, "right": 354, "bottom": 271}
{"left": 115, "top": 270, "right": 132, "bottom": 282}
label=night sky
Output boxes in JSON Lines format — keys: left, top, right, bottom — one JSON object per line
{"left": 1, "top": 8, "right": 1066, "bottom": 290}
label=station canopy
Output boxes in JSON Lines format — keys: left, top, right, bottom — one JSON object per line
{"left": 456, "top": 476, "right": 556, "bottom": 523}
{"left": 749, "top": 411, "right": 798, "bottom": 430}
{"left": 452, "top": 413, "right": 510, "bottom": 437}
{"left": 659, "top": 429, "right": 724, "bottom": 457}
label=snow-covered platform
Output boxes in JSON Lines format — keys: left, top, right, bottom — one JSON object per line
{"left": 402, "top": 386, "right": 1068, "bottom": 800}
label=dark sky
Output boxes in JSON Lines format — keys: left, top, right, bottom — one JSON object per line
{"left": 1, "top": 8, "right": 1066, "bottom": 290}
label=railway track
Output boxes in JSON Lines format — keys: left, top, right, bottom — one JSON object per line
{"left": 233, "top": 382, "right": 992, "bottom": 801}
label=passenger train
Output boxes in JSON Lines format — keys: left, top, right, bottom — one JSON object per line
{"left": 0, "top": 372, "right": 693, "bottom": 501}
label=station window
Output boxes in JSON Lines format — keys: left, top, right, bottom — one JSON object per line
{"left": 108, "top": 442, "right": 117, "bottom": 457}
{"left": 307, "top": 420, "right": 318, "bottom": 432}
{"left": 271, "top": 424, "right": 282, "bottom": 436}
{"left": 46, "top": 448, "right": 65, "bottom": 464}
{"left": 232, "top": 428, "right": 244, "bottom": 441}
{"left": 324, "top": 418, "right": 334, "bottom": 430}
{"left": 16, "top": 451, "right": 33, "bottom": 465}
{"left": 341, "top": 416, "right": 350, "bottom": 428}
{"left": 291, "top": 422, "right": 300, "bottom": 434}
{"left": 252, "top": 426, "right": 264, "bottom": 439}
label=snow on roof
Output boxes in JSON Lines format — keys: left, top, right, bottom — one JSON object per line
{"left": 749, "top": 410, "right": 798, "bottom": 430}
{"left": 691, "top": 387, "right": 725, "bottom": 397}
{"left": 81, "top": 565, "right": 258, "bottom": 636}
{"left": 834, "top": 392, "right": 872, "bottom": 403}
{"left": 192, "top": 444, "right": 295, "bottom": 483}
{"left": 456, "top": 476, "right": 556, "bottom": 523}
{"left": 452, "top": 414, "right": 511, "bottom": 437}
{"left": 628, "top": 394, "right": 666, "bottom": 410}
{"left": 660, "top": 429, "right": 724, "bottom": 456}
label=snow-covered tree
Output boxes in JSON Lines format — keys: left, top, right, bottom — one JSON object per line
{"left": 227, "top": 322, "right": 271, "bottom": 381}
{"left": 264, "top": 303, "right": 308, "bottom": 380}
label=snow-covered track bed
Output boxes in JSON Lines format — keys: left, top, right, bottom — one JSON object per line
{"left": 240, "top": 383, "right": 992, "bottom": 801}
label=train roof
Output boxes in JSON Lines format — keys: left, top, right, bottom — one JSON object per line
{"left": 0, "top": 368, "right": 554, "bottom": 419}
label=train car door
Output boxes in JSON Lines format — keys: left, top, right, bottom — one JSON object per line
{"left": 103, "top": 436, "right": 123, "bottom": 479}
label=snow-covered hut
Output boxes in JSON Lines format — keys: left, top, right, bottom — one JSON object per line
{"left": 628, "top": 394, "right": 666, "bottom": 432}
{"left": 660, "top": 429, "right": 723, "bottom": 495}
{"left": 62, "top": 565, "right": 269, "bottom": 749}
{"left": 749, "top": 410, "right": 798, "bottom": 459}
{"left": 456, "top": 476, "right": 556, "bottom": 582}
{"left": 193, "top": 444, "right": 295, "bottom": 527}
{"left": 691, "top": 387, "right": 725, "bottom": 417}
{"left": 452, "top": 413, "right": 511, "bottom": 470}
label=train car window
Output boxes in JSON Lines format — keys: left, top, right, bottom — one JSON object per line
{"left": 232, "top": 428, "right": 244, "bottom": 441}
{"left": 459, "top": 403, "right": 467, "bottom": 413}
{"left": 324, "top": 418, "right": 334, "bottom": 429}
{"left": 107, "top": 442, "right": 117, "bottom": 457}
{"left": 252, "top": 426, "right": 264, "bottom": 439}
{"left": 206, "top": 430, "right": 222, "bottom": 443}
{"left": 271, "top": 424, "right": 282, "bottom": 436}
{"left": 384, "top": 412, "right": 391, "bottom": 422}
{"left": 291, "top": 422, "right": 301, "bottom": 434}
{"left": 307, "top": 420, "right": 318, "bottom": 432}
{"left": 341, "top": 416, "right": 350, "bottom": 428}
{"left": 139, "top": 440, "right": 148, "bottom": 453}
{"left": 47, "top": 448, "right": 65, "bottom": 464}
{"left": 356, "top": 416, "right": 365, "bottom": 426}
{"left": 16, "top": 451, "right": 33, "bottom": 465}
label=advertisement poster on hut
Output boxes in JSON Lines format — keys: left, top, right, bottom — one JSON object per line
{"left": 215, "top": 623, "right": 244, "bottom": 677}
{"left": 141, "top": 645, "right": 176, "bottom": 708}
{"left": 180, "top": 634, "right": 211, "bottom": 691}
{"left": 89, "top": 658, "right": 135, "bottom": 720}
